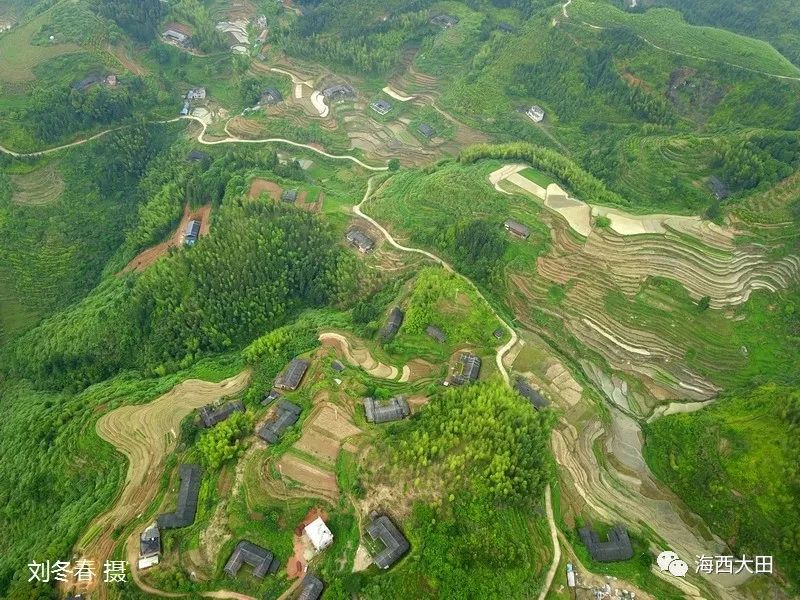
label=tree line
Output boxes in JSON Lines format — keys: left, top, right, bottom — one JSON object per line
{"left": 4, "top": 202, "right": 358, "bottom": 389}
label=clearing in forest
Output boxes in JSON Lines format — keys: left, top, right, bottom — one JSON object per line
{"left": 75, "top": 371, "right": 250, "bottom": 595}
{"left": 0, "top": 12, "right": 80, "bottom": 82}
{"left": 248, "top": 178, "right": 283, "bottom": 201}
{"left": 120, "top": 204, "right": 212, "bottom": 273}
{"left": 10, "top": 162, "right": 64, "bottom": 205}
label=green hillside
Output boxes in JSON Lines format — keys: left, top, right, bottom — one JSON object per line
{"left": 571, "top": 0, "right": 800, "bottom": 79}
{"left": 649, "top": 0, "right": 800, "bottom": 68}
{"left": 1, "top": 0, "right": 800, "bottom": 598}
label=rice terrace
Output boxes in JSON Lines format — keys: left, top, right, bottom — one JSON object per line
{"left": 1, "top": 0, "right": 799, "bottom": 599}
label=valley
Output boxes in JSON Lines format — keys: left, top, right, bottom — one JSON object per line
{"left": 0, "top": 0, "right": 798, "bottom": 599}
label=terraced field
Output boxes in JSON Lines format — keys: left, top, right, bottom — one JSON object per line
{"left": 569, "top": 0, "right": 800, "bottom": 79}
{"left": 10, "top": 162, "right": 64, "bottom": 205}
{"left": 494, "top": 165, "right": 799, "bottom": 403}
{"left": 76, "top": 371, "right": 251, "bottom": 594}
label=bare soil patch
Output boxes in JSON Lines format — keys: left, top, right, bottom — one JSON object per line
{"left": 121, "top": 204, "right": 212, "bottom": 273}
{"left": 277, "top": 454, "right": 338, "bottom": 501}
{"left": 294, "top": 428, "right": 341, "bottom": 464}
{"left": 248, "top": 178, "right": 282, "bottom": 201}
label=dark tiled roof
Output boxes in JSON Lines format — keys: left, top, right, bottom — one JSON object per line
{"left": 370, "top": 99, "right": 392, "bottom": 114}
{"left": 493, "top": 327, "right": 504, "bottom": 339}
{"left": 418, "top": 123, "right": 434, "bottom": 137}
{"left": 139, "top": 523, "right": 161, "bottom": 558}
{"left": 281, "top": 189, "right": 298, "bottom": 203}
{"left": 298, "top": 574, "right": 324, "bottom": 600}
{"left": 514, "top": 379, "right": 548, "bottom": 410}
{"left": 72, "top": 75, "right": 100, "bottom": 91}
{"left": 261, "top": 390, "right": 282, "bottom": 406}
{"left": 158, "top": 464, "right": 201, "bottom": 529}
{"left": 224, "top": 540, "right": 279, "bottom": 578}
{"left": 380, "top": 307, "right": 404, "bottom": 340}
{"left": 426, "top": 325, "right": 446, "bottom": 343}
{"left": 367, "top": 514, "right": 409, "bottom": 569}
{"left": 346, "top": 229, "right": 374, "bottom": 252}
{"left": 579, "top": 526, "right": 634, "bottom": 562}
{"left": 504, "top": 219, "right": 530, "bottom": 238}
{"left": 448, "top": 353, "right": 481, "bottom": 385}
{"left": 332, "top": 360, "right": 345, "bottom": 372}
{"left": 198, "top": 400, "right": 244, "bottom": 428}
{"left": 185, "top": 219, "right": 201, "bottom": 239}
{"left": 186, "top": 150, "right": 208, "bottom": 162}
{"left": 498, "top": 22, "right": 514, "bottom": 32}
{"left": 275, "top": 358, "right": 309, "bottom": 390}
{"left": 708, "top": 176, "right": 729, "bottom": 200}
{"left": 257, "top": 400, "right": 301, "bottom": 443}
{"left": 364, "top": 396, "right": 410, "bottom": 424}
{"left": 261, "top": 88, "right": 283, "bottom": 103}
{"left": 431, "top": 14, "right": 459, "bottom": 27}
{"left": 322, "top": 84, "right": 355, "bottom": 100}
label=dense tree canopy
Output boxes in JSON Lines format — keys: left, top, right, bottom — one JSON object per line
{"left": 396, "top": 379, "right": 554, "bottom": 503}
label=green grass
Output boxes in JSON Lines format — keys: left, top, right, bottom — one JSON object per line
{"left": 0, "top": 8, "right": 82, "bottom": 83}
{"left": 644, "top": 384, "right": 800, "bottom": 588}
{"left": 570, "top": 0, "right": 800, "bottom": 79}
{"left": 519, "top": 166, "right": 555, "bottom": 188}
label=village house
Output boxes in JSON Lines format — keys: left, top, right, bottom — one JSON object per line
{"left": 380, "top": 307, "right": 404, "bottom": 340}
{"left": 158, "top": 464, "right": 201, "bottom": 529}
{"left": 180, "top": 101, "right": 190, "bottom": 116}
{"left": 71, "top": 75, "right": 101, "bottom": 92}
{"left": 498, "top": 22, "right": 514, "bottom": 33}
{"left": 445, "top": 353, "right": 481, "bottom": 386}
{"left": 708, "top": 175, "right": 729, "bottom": 200}
{"left": 426, "top": 325, "right": 446, "bottom": 343}
{"left": 260, "top": 87, "right": 283, "bottom": 105}
{"left": 514, "top": 378, "right": 549, "bottom": 410}
{"left": 187, "top": 87, "right": 207, "bottom": 101}
{"left": 527, "top": 105, "right": 545, "bottom": 123}
{"left": 184, "top": 219, "right": 201, "bottom": 245}
{"left": 163, "top": 23, "right": 192, "bottom": 47}
{"left": 281, "top": 188, "right": 298, "bottom": 203}
{"left": 304, "top": 517, "right": 334, "bottom": 553}
{"left": 504, "top": 219, "right": 530, "bottom": 239}
{"left": 322, "top": 84, "right": 356, "bottom": 103}
{"left": 186, "top": 149, "right": 209, "bottom": 163}
{"left": 224, "top": 540, "right": 280, "bottom": 578}
{"left": 198, "top": 400, "right": 244, "bottom": 428}
{"left": 345, "top": 229, "right": 374, "bottom": 253}
{"left": 493, "top": 327, "right": 504, "bottom": 339}
{"left": 274, "top": 358, "right": 309, "bottom": 390}
{"left": 299, "top": 574, "right": 324, "bottom": 600}
{"left": 261, "top": 389, "right": 282, "bottom": 406}
{"left": 367, "top": 513, "right": 409, "bottom": 569}
{"left": 363, "top": 396, "right": 410, "bottom": 424}
{"left": 431, "top": 14, "right": 459, "bottom": 28}
{"left": 138, "top": 522, "right": 161, "bottom": 570}
{"left": 418, "top": 123, "right": 435, "bottom": 138}
{"left": 579, "top": 525, "right": 634, "bottom": 562}
{"left": 370, "top": 99, "right": 392, "bottom": 115}
{"left": 257, "top": 400, "right": 302, "bottom": 443}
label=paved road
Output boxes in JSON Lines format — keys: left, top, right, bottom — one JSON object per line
{"left": 0, "top": 116, "right": 389, "bottom": 171}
